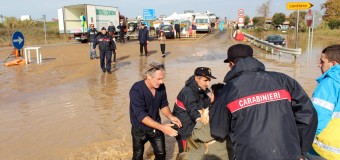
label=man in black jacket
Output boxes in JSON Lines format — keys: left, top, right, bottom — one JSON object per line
{"left": 210, "top": 44, "right": 318, "bottom": 160}
{"left": 93, "top": 27, "right": 114, "bottom": 73}
{"left": 174, "top": 20, "right": 181, "bottom": 39}
{"left": 138, "top": 23, "right": 149, "bottom": 56}
{"left": 172, "top": 67, "right": 216, "bottom": 153}
{"left": 117, "top": 21, "right": 126, "bottom": 43}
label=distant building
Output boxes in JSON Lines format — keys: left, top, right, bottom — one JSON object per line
{"left": 20, "top": 15, "right": 31, "bottom": 21}
{"left": 184, "top": 10, "right": 194, "bottom": 14}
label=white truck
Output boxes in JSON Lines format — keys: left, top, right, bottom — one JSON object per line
{"left": 58, "top": 4, "right": 120, "bottom": 43}
{"left": 194, "top": 14, "right": 211, "bottom": 33}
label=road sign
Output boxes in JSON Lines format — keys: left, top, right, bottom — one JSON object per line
{"left": 306, "top": 10, "right": 313, "bottom": 27}
{"left": 143, "top": 9, "right": 155, "bottom": 20}
{"left": 305, "top": 10, "right": 322, "bottom": 28}
{"left": 238, "top": 9, "right": 244, "bottom": 17}
{"left": 12, "top": 31, "right": 24, "bottom": 49}
{"left": 238, "top": 17, "right": 244, "bottom": 24}
{"left": 286, "top": 2, "right": 313, "bottom": 10}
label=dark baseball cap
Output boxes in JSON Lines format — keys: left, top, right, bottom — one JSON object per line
{"left": 224, "top": 44, "right": 253, "bottom": 63}
{"left": 101, "top": 27, "right": 106, "bottom": 30}
{"left": 194, "top": 67, "right": 216, "bottom": 79}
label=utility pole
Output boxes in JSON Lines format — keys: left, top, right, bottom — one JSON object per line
{"left": 295, "top": 10, "right": 299, "bottom": 49}
{"left": 42, "top": 14, "right": 47, "bottom": 45}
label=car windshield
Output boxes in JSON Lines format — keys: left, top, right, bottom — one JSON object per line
{"left": 161, "top": 26, "right": 172, "bottom": 30}
{"left": 267, "top": 35, "right": 283, "bottom": 41}
{"left": 195, "top": 19, "right": 208, "bottom": 23}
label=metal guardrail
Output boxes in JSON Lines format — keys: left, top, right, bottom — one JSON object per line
{"left": 243, "top": 33, "right": 301, "bottom": 58}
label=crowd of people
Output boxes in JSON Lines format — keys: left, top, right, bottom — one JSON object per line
{"left": 87, "top": 20, "right": 203, "bottom": 73}
{"left": 87, "top": 21, "right": 340, "bottom": 159}
{"left": 129, "top": 44, "right": 340, "bottom": 160}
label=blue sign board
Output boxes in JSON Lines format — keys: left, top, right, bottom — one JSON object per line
{"left": 143, "top": 9, "right": 155, "bottom": 20}
{"left": 12, "top": 31, "right": 24, "bottom": 49}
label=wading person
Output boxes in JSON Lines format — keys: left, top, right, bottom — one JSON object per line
{"left": 86, "top": 24, "right": 98, "bottom": 60}
{"left": 158, "top": 31, "right": 166, "bottom": 57}
{"left": 138, "top": 23, "right": 149, "bottom": 56}
{"left": 117, "top": 21, "right": 126, "bottom": 43}
{"left": 93, "top": 27, "right": 114, "bottom": 73}
{"left": 174, "top": 20, "right": 181, "bottom": 39}
{"left": 172, "top": 67, "right": 216, "bottom": 153}
{"left": 129, "top": 62, "right": 182, "bottom": 160}
{"left": 191, "top": 23, "right": 197, "bottom": 38}
{"left": 111, "top": 36, "right": 117, "bottom": 62}
{"left": 108, "top": 22, "right": 116, "bottom": 36}
{"left": 310, "top": 44, "right": 340, "bottom": 159}
{"left": 210, "top": 44, "right": 318, "bottom": 160}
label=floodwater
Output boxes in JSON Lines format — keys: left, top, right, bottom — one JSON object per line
{"left": 0, "top": 29, "right": 335, "bottom": 160}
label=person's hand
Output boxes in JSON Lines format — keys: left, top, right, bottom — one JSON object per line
{"left": 169, "top": 116, "right": 182, "bottom": 128}
{"left": 92, "top": 49, "right": 95, "bottom": 52}
{"left": 196, "top": 117, "right": 201, "bottom": 122}
{"left": 147, "top": 41, "right": 149, "bottom": 44}
{"left": 137, "top": 41, "right": 140, "bottom": 44}
{"left": 160, "top": 124, "right": 178, "bottom": 137}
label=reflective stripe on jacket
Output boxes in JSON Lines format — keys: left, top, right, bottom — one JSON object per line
{"left": 312, "top": 65, "right": 340, "bottom": 158}
{"left": 210, "top": 57, "right": 317, "bottom": 160}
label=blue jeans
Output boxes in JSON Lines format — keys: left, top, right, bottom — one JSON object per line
{"left": 131, "top": 126, "right": 165, "bottom": 160}
{"left": 89, "top": 43, "right": 97, "bottom": 58}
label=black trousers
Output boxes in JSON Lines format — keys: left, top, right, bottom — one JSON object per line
{"left": 111, "top": 49, "right": 116, "bottom": 62}
{"left": 100, "top": 50, "right": 112, "bottom": 72}
{"left": 140, "top": 43, "right": 148, "bottom": 55}
{"left": 175, "top": 135, "right": 184, "bottom": 153}
{"left": 119, "top": 33, "right": 125, "bottom": 43}
{"left": 131, "top": 126, "right": 166, "bottom": 160}
{"left": 175, "top": 29, "right": 180, "bottom": 39}
{"left": 160, "top": 44, "right": 165, "bottom": 55}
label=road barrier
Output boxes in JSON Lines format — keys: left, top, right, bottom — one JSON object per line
{"left": 243, "top": 33, "right": 301, "bottom": 58}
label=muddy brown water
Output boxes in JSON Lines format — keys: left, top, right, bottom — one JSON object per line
{"left": 0, "top": 29, "right": 335, "bottom": 160}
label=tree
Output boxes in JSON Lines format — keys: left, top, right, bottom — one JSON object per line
{"left": 272, "top": 13, "right": 286, "bottom": 28}
{"left": 328, "top": 19, "right": 340, "bottom": 29}
{"left": 321, "top": 0, "right": 340, "bottom": 22}
{"left": 244, "top": 15, "right": 250, "bottom": 26}
{"left": 3, "top": 16, "right": 18, "bottom": 28}
{"left": 257, "top": 0, "right": 271, "bottom": 18}
{"left": 252, "top": 16, "right": 265, "bottom": 27}
{"left": 288, "top": 11, "right": 307, "bottom": 27}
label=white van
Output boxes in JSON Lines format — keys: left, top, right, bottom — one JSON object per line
{"left": 194, "top": 14, "right": 210, "bottom": 33}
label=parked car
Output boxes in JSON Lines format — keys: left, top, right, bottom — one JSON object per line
{"left": 126, "top": 21, "right": 139, "bottom": 40}
{"left": 156, "top": 25, "right": 174, "bottom": 39}
{"left": 265, "top": 35, "right": 286, "bottom": 46}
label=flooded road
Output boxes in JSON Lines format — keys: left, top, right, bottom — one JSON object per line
{"left": 0, "top": 29, "right": 335, "bottom": 160}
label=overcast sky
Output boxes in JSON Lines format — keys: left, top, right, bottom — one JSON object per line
{"left": 0, "top": 0, "right": 326, "bottom": 21}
